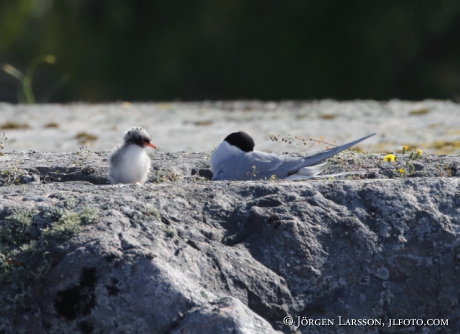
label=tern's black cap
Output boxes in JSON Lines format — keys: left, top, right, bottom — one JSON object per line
{"left": 224, "top": 131, "right": 255, "bottom": 152}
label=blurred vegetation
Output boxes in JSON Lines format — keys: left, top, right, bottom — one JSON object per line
{"left": 1, "top": 0, "right": 460, "bottom": 102}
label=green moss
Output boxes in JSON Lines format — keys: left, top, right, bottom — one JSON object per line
{"left": 143, "top": 206, "right": 161, "bottom": 219}
{"left": 79, "top": 207, "right": 99, "bottom": 224}
{"left": 42, "top": 207, "right": 99, "bottom": 239}
{"left": 42, "top": 210, "right": 81, "bottom": 239}
{"left": 162, "top": 226, "right": 176, "bottom": 238}
{"left": 0, "top": 209, "right": 34, "bottom": 245}
{"left": 0, "top": 206, "right": 99, "bottom": 303}
{"left": 0, "top": 209, "right": 44, "bottom": 300}
{"left": 153, "top": 169, "right": 180, "bottom": 182}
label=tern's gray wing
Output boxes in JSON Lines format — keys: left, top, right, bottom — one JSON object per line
{"left": 286, "top": 133, "right": 376, "bottom": 175}
{"left": 213, "top": 151, "right": 307, "bottom": 180}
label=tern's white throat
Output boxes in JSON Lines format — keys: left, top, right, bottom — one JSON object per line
{"left": 210, "top": 140, "right": 245, "bottom": 172}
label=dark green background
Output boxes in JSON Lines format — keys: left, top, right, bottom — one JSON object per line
{"left": 1, "top": 0, "right": 460, "bottom": 102}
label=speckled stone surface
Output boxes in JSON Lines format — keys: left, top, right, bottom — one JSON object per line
{"left": 0, "top": 150, "right": 459, "bottom": 333}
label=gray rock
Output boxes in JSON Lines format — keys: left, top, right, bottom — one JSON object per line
{"left": 0, "top": 151, "right": 459, "bottom": 333}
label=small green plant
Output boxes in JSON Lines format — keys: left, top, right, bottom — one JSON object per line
{"left": 432, "top": 163, "right": 456, "bottom": 177}
{"left": 244, "top": 165, "right": 258, "bottom": 179}
{"left": 383, "top": 146, "right": 422, "bottom": 178}
{"left": 1, "top": 160, "right": 26, "bottom": 186}
{"left": 153, "top": 169, "right": 180, "bottom": 182}
{"left": 79, "top": 207, "right": 99, "bottom": 224}
{"left": 0, "top": 132, "right": 7, "bottom": 156}
{"left": 0, "top": 209, "right": 34, "bottom": 245}
{"left": 70, "top": 146, "right": 91, "bottom": 167}
{"left": 162, "top": 227, "right": 176, "bottom": 238}
{"left": 42, "top": 207, "right": 98, "bottom": 239}
{"left": 143, "top": 206, "right": 161, "bottom": 219}
{"left": 328, "top": 149, "right": 363, "bottom": 166}
{"left": 42, "top": 210, "right": 81, "bottom": 239}
{"left": 193, "top": 176, "right": 209, "bottom": 182}
{"left": 409, "top": 149, "right": 423, "bottom": 160}
{"left": 1, "top": 55, "right": 68, "bottom": 104}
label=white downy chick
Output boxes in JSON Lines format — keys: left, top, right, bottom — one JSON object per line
{"left": 109, "top": 127, "right": 156, "bottom": 184}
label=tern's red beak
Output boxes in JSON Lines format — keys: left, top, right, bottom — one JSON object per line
{"left": 145, "top": 142, "right": 157, "bottom": 149}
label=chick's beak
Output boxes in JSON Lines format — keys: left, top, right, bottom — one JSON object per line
{"left": 145, "top": 142, "right": 157, "bottom": 149}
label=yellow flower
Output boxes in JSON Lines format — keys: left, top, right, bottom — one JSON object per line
{"left": 415, "top": 149, "right": 422, "bottom": 159}
{"left": 397, "top": 168, "right": 405, "bottom": 175}
{"left": 383, "top": 154, "right": 396, "bottom": 162}
{"left": 402, "top": 146, "right": 408, "bottom": 154}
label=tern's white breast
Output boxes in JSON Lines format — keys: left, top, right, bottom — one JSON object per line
{"left": 109, "top": 144, "right": 151, "bottom": 184}
{"left": 210, "top": 141, "right": 243, "bottom": 174}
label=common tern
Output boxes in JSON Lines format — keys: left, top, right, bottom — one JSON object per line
{"left": 109, "top": 127, "right": 156, "bottom": 184}
{"left": 210, "top": 131, "right": 375, "bottom": 181}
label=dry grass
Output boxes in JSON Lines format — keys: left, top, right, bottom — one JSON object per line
{"left": 75, "top": 132, "right": 98, "bottom": 145}
{"left": 0, "top": 122, "right": 30, "bottom": 130}
{"left": 319, "top": 114, "right": 337, "bottom": 120}
{"left": 193, "top": 120, "right": 213, "bottom": 126}
{"left": 409, "top": 108, "right": 431, "bottom": 116}
{"left": 44, "top": 122, "right": 59, "bottom": 128}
